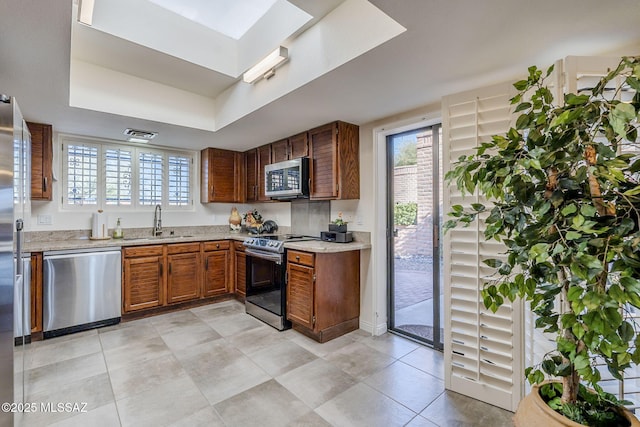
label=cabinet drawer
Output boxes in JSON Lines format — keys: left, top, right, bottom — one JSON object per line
{"left": 233, "top": 241, "right": 245, "bottom": 251}
{"left": 167, "top": 242, "right": 201, "bottom": 255}
{"left": 287, "top": 250, "right": 314, "bottom": 267}
{"left": 203, "top": 240, "right": 230, "bottom": 251}
{"left": 123, "top": 245, "right": 163, "bottom": 257}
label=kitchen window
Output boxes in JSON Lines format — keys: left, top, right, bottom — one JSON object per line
{"left": 61, "top": 135, "right": 194, "bottom": 210}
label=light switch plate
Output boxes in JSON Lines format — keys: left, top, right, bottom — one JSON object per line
{"left": 37, "top": 214, "right": 52, "bottom": 225}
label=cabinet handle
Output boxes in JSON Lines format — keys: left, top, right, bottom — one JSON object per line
{"left": 205, "top": 258, "right": 208, "bottom": 270}
{"left": 216, "top": 243, "right": 220, "bottom": 249}
{"left": 169, "top": 263, "right": 172, "bottom": 274}
{"left": 295, "top": 255, "right": 300, "bottom": 261}
{"left": 159, "top": 263, "right": 163, "bottom": 276}
{"left": 43, "top": 177, "right": 47, "bottom": 192}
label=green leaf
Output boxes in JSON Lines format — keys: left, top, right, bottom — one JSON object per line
{"left": 611, "top": 102, "right": 636, "bottom": 137}
{"left": 566, "top": 231, "right": 581, "bottom": 240}
{"left": 619, "top": 321, "right": 634, "bottom": 342}
{"left": 561, "top": 204, "right": 577, "bottom": 216}
{"left": 580, "top": 204, "right": 597, "bottom": 217}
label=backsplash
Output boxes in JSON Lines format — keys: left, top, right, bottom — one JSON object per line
{"left": 290, "top": 200, "right": 330, "bottom": 236}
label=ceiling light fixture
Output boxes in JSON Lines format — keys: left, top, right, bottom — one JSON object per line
{"left": 77, "top": 0, "right": 95, "bottom": 26}
{"left": 243, "top": 46, "right": 288, "bottom": 84}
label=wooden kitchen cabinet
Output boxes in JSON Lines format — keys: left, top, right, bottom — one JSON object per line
{"left": 233, "top": 241, "right": 246, "bottom": 298}
{"left": 203, "top": 241, "right": 230, "bottom": 297}
{"left": 245, "top": 148, "right": 258, "bottom": 202}
{"left": 26, "top": 121, "right": 53, "bottom": 201}
{"left": 257, "top": 144, "right": 271, "bottom": 201}
{"left": 308, "top": 121, "right": 359, "bottom": 200}
{"left": 167, "top": 243, "right": 201, "bottom": 304}
{"left": 286, "top": 249, "right": 360, "bottom": 342}
{"left": 271, "top": 132, "right": 309, "bottom": 163}
{"left": 201, "top": 148, "right": 244, "bottom": 203}
{"left": 30, "top": 253, "right": 43, "bottom": 333}
{"left": 122, "top": 245, "right": 165, "bottom": 313}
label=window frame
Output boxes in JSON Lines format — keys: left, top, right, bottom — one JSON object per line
{"left": 60, "top": 134, "right": 195, "bottom": 212}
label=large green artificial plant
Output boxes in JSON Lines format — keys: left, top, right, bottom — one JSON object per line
{"left": 446, "top": 56, "right": 640, "bottom": 424}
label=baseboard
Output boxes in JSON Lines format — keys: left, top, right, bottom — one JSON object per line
{"left": 359, "top": 318, "right": 388, "bottom": 336}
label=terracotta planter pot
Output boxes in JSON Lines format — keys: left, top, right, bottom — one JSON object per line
{"left": 514, "top": 382, "right": 640, "bottom": 427}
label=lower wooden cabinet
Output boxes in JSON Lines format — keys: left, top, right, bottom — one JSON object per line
{"left": 123, "top": 241, "right": 234, "bottom": 314}
{"left": 167, "top": 243, "right": 201, "bottom": 304}
{"left": 30, "top": 253, "right": 43, "bottom": 333}
{"left": 286, "top": 249, "right": 360, "bottom": 342}
{"left": 123, "top": 245, "right": 164, "bottom": 312}
{"left": 203, "top": 241, "right": 230, "bottom": 297}
{"left": 233, "top": 241, "right": 246, "bottom": 298}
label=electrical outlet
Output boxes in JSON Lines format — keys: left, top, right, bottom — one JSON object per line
{"left": 37, "top": 214, "right": 52, "bottom": 225}
{"left": 356, "top": 216, "right": 363, "bottom": 226}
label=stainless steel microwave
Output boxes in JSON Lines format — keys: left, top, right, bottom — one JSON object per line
{"left": 265, "top": 157, "right": 310, "bottom": 199}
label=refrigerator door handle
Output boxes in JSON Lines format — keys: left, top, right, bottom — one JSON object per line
{"left": 16, "top": 219, "right": 23, "bottom": 276}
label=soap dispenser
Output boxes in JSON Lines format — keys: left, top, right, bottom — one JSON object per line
{"left": 113, "top": 218, "right": 123, "bottom": 239}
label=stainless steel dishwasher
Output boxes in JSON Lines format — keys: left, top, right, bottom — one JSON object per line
{"left": 43, "top": 247, "right": 121, "bottom": 338}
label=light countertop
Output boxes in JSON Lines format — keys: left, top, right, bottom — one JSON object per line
{"left": 25, "top": 232, "right": 371, "bottom": 254}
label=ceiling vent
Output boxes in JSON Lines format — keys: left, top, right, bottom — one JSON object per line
{"left": 124, "top": 128, "right": 158, "bottom": 142}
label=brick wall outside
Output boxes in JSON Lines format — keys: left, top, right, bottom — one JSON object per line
{"left": 393, "top": 130, "right": 438, "bottom": 258}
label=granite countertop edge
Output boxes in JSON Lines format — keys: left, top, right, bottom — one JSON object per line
{"left": 24, "top": 233, "right": 371, "bottom": 253}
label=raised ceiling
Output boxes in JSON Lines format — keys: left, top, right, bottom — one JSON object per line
{"left": 1, "top": 0, "right": 639, "bottom": 151}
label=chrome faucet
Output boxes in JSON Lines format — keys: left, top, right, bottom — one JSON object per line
{"left": 153, "top": 204, "right": 162, "bottom": 236}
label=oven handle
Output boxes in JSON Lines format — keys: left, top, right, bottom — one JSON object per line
{"left": 245, "top": 248, "right": 283, "bottom": 264}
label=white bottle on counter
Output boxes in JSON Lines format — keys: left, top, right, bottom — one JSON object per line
{"left": 113, "top": 218, "right": 123, "bottom": 239}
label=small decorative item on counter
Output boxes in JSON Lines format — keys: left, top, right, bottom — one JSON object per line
{"left": 229, "top": 207, "right": 242, "bottom": 232}
{"left": 244, "top": 209, "right": 263, "bottom": 234}
{"left": 113, "top": 218, "right": 124, "bottom": 239}
{"left": 329, "top": 212, "right": 348, "bottom": 233}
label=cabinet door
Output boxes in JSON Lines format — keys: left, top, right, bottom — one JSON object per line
{"left": 167, "top": 252, "right": 201, "bottom": 304}
{"left": 123, "top": 255, "right": 163, "bottom": 312}
{"left": 203, "top": 250, "right": 229, "bottom": 297}
{"left": 257, "top": 144, "right": 271, "bottom": 201}
{"left": 235, "top": 250, "right": 246, "bottom": 297}
{"left": 26, "top": 122, "right": 53, "bottom": 201}
{"left": 289, "top": 132, "right": 308, "bottom": 159}
{"left": 201, "top": 148, "right": 242, "bottom": 203}
{"left": 271, "top": 139, "right": 289, "bottom": 163}
{"left": 245, "top": 149, "right": 258, "bottom": 202}
{"left": 30, "top": 253, "right": 42, "bottom": 333}
{"left": 286, "top": 262, "right": 315, "bottom": 329}
{"left": 308, "top": 123, "right": 338, "bottom": 199}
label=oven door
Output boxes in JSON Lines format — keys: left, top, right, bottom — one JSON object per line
{"left": 245, "top": 249, "right": 290, "bottom": 330}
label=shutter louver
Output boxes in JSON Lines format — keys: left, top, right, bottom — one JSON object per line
{"left": 443, "top": 82, "right": 523, "bottom": 411}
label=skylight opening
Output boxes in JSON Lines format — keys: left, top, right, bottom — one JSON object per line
{"left": 147, "top": 0, "right": 277, "bottom": 40}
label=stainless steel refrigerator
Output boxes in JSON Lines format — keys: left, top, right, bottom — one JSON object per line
{"left": 0, "top": 94, "right": 31, "bottom": 427}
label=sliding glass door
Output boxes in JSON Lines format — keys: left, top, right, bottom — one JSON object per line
{"left": 387, "top": 125, "right": 443, "bottom": 349}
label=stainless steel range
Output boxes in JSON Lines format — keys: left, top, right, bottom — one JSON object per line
{"left": 243, "top": 235, "right": 289, "bottom": 330}
{"left": 243, "top": 234, "right": 318, "bottom": 330}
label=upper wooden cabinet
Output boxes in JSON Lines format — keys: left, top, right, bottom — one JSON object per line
{"left": 256, "top": 144, "right": 271, "bottom": 202}
{"left": 244, "top": 145, "right": 271, "bottom": 202}
{"left": 271, "top": 132, "right": 309, "bottom": 163}
{"left": 201, "top": 148, "right": 244, "bottom": 203}
{"left": 245, "top": 148, "right": 258, "bottom": 202}
{"left": 26, "top": 121, "right": 53, "bottom": 201}
{"left": 308, "top": 121, "right": 359, "bottom": 200}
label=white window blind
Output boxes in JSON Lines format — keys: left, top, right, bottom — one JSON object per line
{"left": 138, "top": 152, "right": 163, "bottom": 206}
{"left": 105, "top": 148, "right": 133, "bottom": 206}
{"left": 442, "top": 82, "right": 523, "bottom": 412}
{"left": 168, "top": 155, "right": 191, "bottom": 206}
{"left": 61, "top": 136, "right": 194, "bottom": 210}
{"left": 66, "top": 143, "right": 99, "bottom": 205}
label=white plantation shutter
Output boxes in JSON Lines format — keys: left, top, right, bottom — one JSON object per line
{"left": 442, "top": 82, "right": 524, "bottom": 411}
{"left": 104, "top": 147, "right": 133, "bottom": 206}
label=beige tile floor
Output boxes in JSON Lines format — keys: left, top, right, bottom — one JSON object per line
{"left": 15, "top": 299, "right": 514, "bottom": 427}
